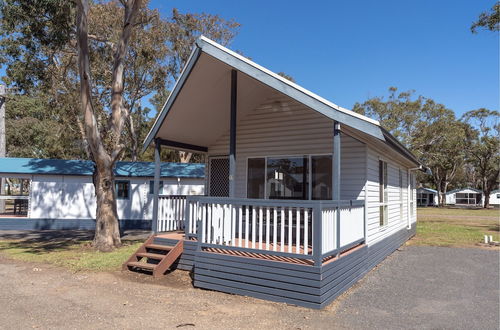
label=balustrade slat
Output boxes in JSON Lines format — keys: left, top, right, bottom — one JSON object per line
{"left": 296, "top": 208, "right": 300, "bottom": 254}
{"left": 273, "top": 208, "right": 277, "bottom": 251}
{"left": 266, "top": 208, "right": 270, "bottom": 251}
{"left": 252, "top": 207, "right": 256, "bottom": 249}
{"left": 288, "top": 208, "right": 292, "bottom": 253}
{"left": 245, "top": 207, "right": 249, "bottom": 248}
{"left": 258, "top": 207, "right": 263, "bottom": 250}
{"left": 238, "top": 206, "right": 243, "bottom": 247}
{"left": 280, "top": 208, "right": 285, "bottom": 252}
{"left": 304, "top": 208, "right": 309, "bottom": 255}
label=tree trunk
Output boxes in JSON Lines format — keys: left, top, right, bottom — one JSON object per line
{"left": 179, "top": 151, "right": 192, "bottom": 163}
{"left": 92, "top": 161, "right": 121, "bottom": 251}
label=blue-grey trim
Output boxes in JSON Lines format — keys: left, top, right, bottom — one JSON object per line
{"left": 156, "top": 138, "right": 208, "bottom": 153}
{"left": 229, "top": 69, "right": 237, "bottom": 197}
{"left": 143, "top": 47, "right": 202, "bottom": 151}
{"left": 152, "top": 141, "right": 161, "bottom": 234}
{"left": 191, "top": 224, "right": 416, "bottom": 309}
{"left": 0, "top": 218, "right": 151, "bottom": 231}
{"left": 333, "top": 122, "right": 341, "bottom": 256}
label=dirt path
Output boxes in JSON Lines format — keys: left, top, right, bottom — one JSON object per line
{"left": 1, "top": 246, "right": 498, "bottom": 329}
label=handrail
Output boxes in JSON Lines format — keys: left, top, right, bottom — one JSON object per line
{"left": 185, "top": 196, "right": 366, "bottom": 265}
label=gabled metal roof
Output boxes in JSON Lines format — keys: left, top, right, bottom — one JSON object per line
{"left": 0, "top": 157, "right": 205, "bottom": 178}
{"left": 446, "top": 187, "right": 483, "bottom": 195}
{"left": 143, "top": 36, "right": 423, "bottom": 168}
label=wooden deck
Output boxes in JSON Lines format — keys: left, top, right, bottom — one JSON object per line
{"left": 154, "top": 230, "right": 364, "bottom": 266}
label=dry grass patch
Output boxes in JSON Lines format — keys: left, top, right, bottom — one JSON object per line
{"left": 0, "top": 239, "right": 143, "bottom": 272}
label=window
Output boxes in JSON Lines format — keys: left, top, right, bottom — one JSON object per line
{"left": 247, "top": 155, "right": 332, "bottom": 200}
{"left": 379, "top": 160, "right": 388, "bottom": 226}
{"left": 267, "top": 157, "right": 308, "bottom": 200}
{"left": 247, "top": 158, "right": 266, "bottom": 198}
{"left": 149, "top": 180, "right": 164, "bottom": 195}
{"left": 497, "top": 194, "right": 500, "bottom": 199}
{"left": 456, "top": 192, "right": 480, "bottom": 205}
{"left": 311, "top": 155, "right": 332, "bottom": 200}
{"left": 399, "top": 169, "right": 403, "bottom": 221}
{"left": 115, "top": 180, "right": 130, "bottom": 199}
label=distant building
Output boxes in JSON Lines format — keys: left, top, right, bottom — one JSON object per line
{"left": 489, "top": 189, "right": 500, "bottom": 208}
{"left": 445, "top": 188, "right": 484, "bottom": 207}
{"left": 0, "top": 157, "right": 205, "bottom": 230}
{"left": 417, "top": 187, "right": 438, "bottom": 207}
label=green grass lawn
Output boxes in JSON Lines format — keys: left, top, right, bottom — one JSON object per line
{"left": 0, "top": 239, "right": 143, "bottom": 272}
{"left": 411, "top": 207, "right": 500, "bottom": 248}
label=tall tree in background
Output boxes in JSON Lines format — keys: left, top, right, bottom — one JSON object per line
{"left": 471, "top": 3, "right": 500, "bottom": 33}
{"left": 462, "top": 109, "right": 500, "bottom": 208}
{"left": 0, "top": 0, "right": 240, "bottom": 250}
{"left": 353, "top": 87, "right": 469, "bottom": 206}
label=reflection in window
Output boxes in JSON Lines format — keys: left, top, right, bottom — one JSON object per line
{"left": 267, "top": 157, "right": 308, "bottom": 200}
{"left": 247, "top": 158, "right": 265, "bottom": 198}
{"left": 115, "top": 180, "right": 130, "bottom": 200}
{"left": 312, "top": 155, "right": 332, "bottom": 200}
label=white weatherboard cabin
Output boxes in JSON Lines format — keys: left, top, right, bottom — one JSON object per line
{"left": 489, "top": 189, "right": 500, "bottom": 208}
{"left": 123, "top": 36, "right": 427, "bottom": 309}
{"left": 445, "top": 188, "right": 484, "bottom": 207}
{"left": 417, "top": 187, "right": 438, "bottom": 207}
{"left": 0, "top": 158, "right": 204, "bottom": 230}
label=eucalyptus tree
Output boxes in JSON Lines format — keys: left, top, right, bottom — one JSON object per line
{"left": 0, "top": 0, "right": 239, "bottom": 250}
{"left": 461, "top": 109, "right": 500, "bottom": 208}
{"left": 471, "top": 3, "right": 500, "bottom": 33}
{"left": 353, "top": 87, "right": 469, "bottom": 205}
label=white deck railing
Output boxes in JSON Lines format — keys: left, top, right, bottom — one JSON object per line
{"left": 185, "top": 197, "right": 365, "bottom": 265}
{"left": 157, "top": 195, "right": 187, "bottom": 232}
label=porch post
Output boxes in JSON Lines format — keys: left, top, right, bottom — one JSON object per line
{"left": 333, "top": 121, "right": 341, "bottom": 255}
{"left": 229, "top": 69, "right": 237, "bottom": 197}
{"left": 151, "top": 139, "right": 161, "bottom": 234}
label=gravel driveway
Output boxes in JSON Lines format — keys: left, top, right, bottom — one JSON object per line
{"left": 0, "top": 245, "right": 498, "bottom": 329}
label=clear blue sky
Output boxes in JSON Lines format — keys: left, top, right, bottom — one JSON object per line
{"left": 1, "top": 1, "right": 496, "bottom": 117}
{"left": 151, "top": 0, "right": 498, "bottom": 117}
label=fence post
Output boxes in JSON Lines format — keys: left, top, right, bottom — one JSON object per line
{"left": 313, "top": 202, "right": 323, "bottom": 266}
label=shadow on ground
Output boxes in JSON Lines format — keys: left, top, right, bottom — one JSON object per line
{"left": 0, "top": 229, "right": 150, "bottom": 253}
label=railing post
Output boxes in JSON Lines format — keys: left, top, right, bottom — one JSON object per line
{"left": 313, "top": 202, "right": 323, "bottom": 266}
{"left": 151, "top": 140, "right": 161, "bottom": 234}
{"left": 184, "top": 197, "right": 191, "bottom": 237}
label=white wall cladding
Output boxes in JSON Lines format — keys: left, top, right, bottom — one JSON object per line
{"left": 365, "top": 146, "right": 416, "bottom": 245}
{"left": 208, "top": 95, "right": 367, "bottom": 200}
{"left": 30, "top": 175, "right": 204, "bottom": 220}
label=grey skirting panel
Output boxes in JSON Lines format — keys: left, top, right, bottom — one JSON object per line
{"left": 193, "top": 224, "right": 416, "bottom": 309}
{"left": 0, "top": 218, "right": 151, "bottom": 231}
{"left": 153, "top": 237, "right": 197, "bottom": 271}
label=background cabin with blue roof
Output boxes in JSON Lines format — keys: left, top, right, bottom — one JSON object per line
{"left": 0, "top": 157, "right": 205, "bottom": 230}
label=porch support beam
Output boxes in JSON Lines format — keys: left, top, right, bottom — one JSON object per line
{"left": 229, "top": 69, "right": 237, "bottom": 197}
{"left": 155, "top": 138, "right": 208, "bottom": 153}
{"left": 151, "top": 139, "right": 161, "bottom": 234}
{"left": 333, "top": 121, "right": 341, "bottom": 200}
{"left": 333, "top": 121, "right": 341, "bottom": 256}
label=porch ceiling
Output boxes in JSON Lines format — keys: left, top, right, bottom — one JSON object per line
{"left": 155, "top": 53, "right": 275, "bottom": 148}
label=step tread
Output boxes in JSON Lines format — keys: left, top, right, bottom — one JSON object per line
{"left": 127, "top": 261, "right": 157, "bottom": 270}
{"left": 146, "top": 244, "right": 174, "bottom": 251}
{"left": 136, "top": 252, "right": 166, "bottom": 260}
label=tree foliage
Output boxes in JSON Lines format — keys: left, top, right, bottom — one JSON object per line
{"left": 353, "top": 87, "right": 498, "bottom": 206}
{"left": 471, "top": 3, "right": 500, "bottom": 33}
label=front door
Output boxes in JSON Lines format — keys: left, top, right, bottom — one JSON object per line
{"left": 208, "top": 157, "right": 229, "bottom": 197}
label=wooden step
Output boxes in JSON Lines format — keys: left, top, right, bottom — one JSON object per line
{"left": 127, "top": 261, "right": 157, "bottom": 270}
{"left": 136, "top": 252, "right": 165, "bottom": 260}
{"left": 145, "top": 244, "right": 174, "bottom": 251}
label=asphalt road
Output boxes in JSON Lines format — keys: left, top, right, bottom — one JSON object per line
{"left": 0, "top": 244, "right": 498, "bottom": 329}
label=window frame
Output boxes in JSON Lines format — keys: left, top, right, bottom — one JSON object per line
{"left": 379, "top": 160, "right": 388, "bottom": 227}
{"left": 115, "top": 180, "right": 130, "bottom": 200}
{"left": 149, "top": 180, "right": 164, "bottom": 195}
{"left": 246, "top": 153, "right": 333, "bottom": 201}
